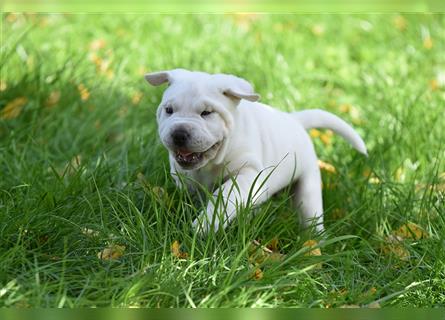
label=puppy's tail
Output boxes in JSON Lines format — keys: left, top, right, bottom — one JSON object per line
{"left": 293, "top": 109, "right": 368, "bottom": 156}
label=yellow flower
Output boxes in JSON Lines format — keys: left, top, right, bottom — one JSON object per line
{"left": 1, "top": 97, "right": 28, "bottom": 120}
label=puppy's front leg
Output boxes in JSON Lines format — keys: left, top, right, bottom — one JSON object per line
{"left": 193, "top": 167, "right": 267, "bottom": 234}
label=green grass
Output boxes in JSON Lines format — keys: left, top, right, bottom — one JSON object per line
{"left": 1, "top": 13, "right": 444, "bottom": 308}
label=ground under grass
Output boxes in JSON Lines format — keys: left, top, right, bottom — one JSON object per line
{"left": 1, "top": 13, "right": 444, "bottom": 307}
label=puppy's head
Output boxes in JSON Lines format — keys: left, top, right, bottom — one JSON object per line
{"left": 145, "top": 69, "right": 259, "bottom": 170}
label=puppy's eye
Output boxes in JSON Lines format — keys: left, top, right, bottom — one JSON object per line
{"left": 165, "top": 107, "right": 173, "bottom": 115}
{"left": 201, "top": 110, "right": 212, "bottom": 117}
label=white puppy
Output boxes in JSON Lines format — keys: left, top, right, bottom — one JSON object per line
{"left": 145, "top": 69, "right": 367, "bottom": 234}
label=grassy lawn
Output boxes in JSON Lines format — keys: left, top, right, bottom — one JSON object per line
{"left": 1, "top": 13, "right": 444, "bottom": 307}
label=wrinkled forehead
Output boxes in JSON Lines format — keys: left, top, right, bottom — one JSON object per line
{"left": 161, "top": 76, "right": 220, "bottom": 107}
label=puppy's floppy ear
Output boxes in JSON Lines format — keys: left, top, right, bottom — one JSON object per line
{"left": 144, "top": 71, "right": 170, "bottom": 86}
{"left": 223, "top": 88, "right": 260, "bottom": 102}
{"left": 144, "top": 69, "right": 190, "bottom": 86}
{"left": 216, "top": 74, "right": 260, "bottom": 102}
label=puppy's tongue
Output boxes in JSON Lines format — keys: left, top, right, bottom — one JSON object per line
{"left": 178, "top": 149, "right": 193, "bottom": 157}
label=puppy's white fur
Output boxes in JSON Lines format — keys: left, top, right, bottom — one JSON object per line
{"left": 145, "top": 69, "right": 367, "bottom": 233}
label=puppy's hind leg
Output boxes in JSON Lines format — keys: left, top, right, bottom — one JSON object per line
{"left": 292, "top": 166, "right": 325, "bottom": 234}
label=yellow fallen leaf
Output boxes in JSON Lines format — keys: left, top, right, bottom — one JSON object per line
{"left": 1, "top": 97, "right": 28, "bottom": 120}
{"left": 252, "top": 268, "right": 263, "bottom": 280}
{"left": 381, "top": 235, "right": 410, "bottom": 260}
{"left": 318, "top": 160, "right": 336, "bottom": 174}
{"left": 77, "top": 84, "right": 90, "bottom": 101}
{"left": 309, "top": 129, "right": 321, "bottom": 138}
{"left": 45, "top": 91, "right": 61, "bottom": 108}
{"left": 97, "top": 244, "right": 125, "bottom": 260}
{"left": 249, "top": 240, "right": 285, "bottom": 265}
{"left": 423, "top": 36, "right": 433, "bottom": 49}
{"left": 266, "top": 237, "right": 279, "bottom": 252}
{"left": 302, "top": 240, "right": 323, "bottom": 269}
{"left": 302, "top": 240, "right": 322, "bottom": 256}
{"left": 171, "top": 240, "right": 188, "bottom": 259}
{"left": 393, "top": 222, "right": 428, "bottom": 240}
{"left": 393, "top": 15, "right": 407, "bottom": 31}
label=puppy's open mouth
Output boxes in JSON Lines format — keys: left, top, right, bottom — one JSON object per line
{"left": 175, "top": 142, "right": 221, "bottom": 168}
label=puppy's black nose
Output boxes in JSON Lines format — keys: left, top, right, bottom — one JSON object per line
{"left": 171, "top": 129, "right": 190, "bottom": 147}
